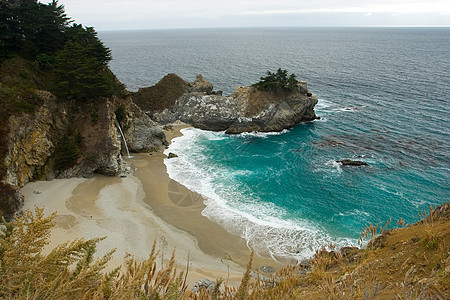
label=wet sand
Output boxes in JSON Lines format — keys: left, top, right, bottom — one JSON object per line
{"left": 21, "top": 124, "right": 281, "bottom": 287}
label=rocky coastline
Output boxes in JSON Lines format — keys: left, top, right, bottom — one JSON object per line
{"left": 1, "top": 73, "right": 318, "bottom": 219}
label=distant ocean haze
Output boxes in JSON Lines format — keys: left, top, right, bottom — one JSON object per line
{"left": 99, "top": 27, "right": 450, "bottom": 261}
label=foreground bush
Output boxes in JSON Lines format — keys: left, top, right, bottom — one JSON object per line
{"left": 0, "top": 207, "right": 189, "bottom": 299}
{"left": 1, "top": 205, "right": 449, "bottom": 299}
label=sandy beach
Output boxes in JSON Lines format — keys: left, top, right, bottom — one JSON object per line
{"left": 21, "top": 124, "right": 280, "bottom": 287}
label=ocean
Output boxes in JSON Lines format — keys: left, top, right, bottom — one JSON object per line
{"left": 99, "top": 27, "right": 450, "bottom": 261}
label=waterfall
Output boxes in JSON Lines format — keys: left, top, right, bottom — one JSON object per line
{"left": 115, "top": 119, "right": 131, "bottom": 158}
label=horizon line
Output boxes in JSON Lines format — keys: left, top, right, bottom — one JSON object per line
{"left": 98, "top": 25, "right": 450, "bottom": 32}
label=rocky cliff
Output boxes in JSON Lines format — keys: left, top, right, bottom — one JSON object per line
{"left": 1, "top": 91, "right": 166, "bottom": 219}
{"left": 113, "top": 97, "right": 168, "bottom": 153}
{"left": 136, "top": 74, "right": 318, "bottom": 134}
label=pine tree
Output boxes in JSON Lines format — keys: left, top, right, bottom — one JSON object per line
{"left": 34, "top": 0, "right": 71, "bottom": 55}
{"left": 0, "top": 0, "right": 21, "bottom": 59}
{"left": 0, "top": 0, "right": 70, "bottom": 60}
{"left": 54, "top": 40, "right": 111, "bottom": 100}
{"left": 53, "top": 25, "right": 115, "bottom": 100}
{"left": 253, "top": 69, "right": 298, "bottom": 93}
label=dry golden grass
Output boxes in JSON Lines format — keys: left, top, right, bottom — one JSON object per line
{"left": 1, "top": 204, "right": 449, "bottom": 299}
{"left": 0, "top": 207, "right": 189, "bottom": 299}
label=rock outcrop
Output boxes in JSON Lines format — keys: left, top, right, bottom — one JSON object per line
{"left": 113, "top": 98, "right": 168, "bottom": 153}
{"left": 139, "top": 74, "right": 318, "bottom": 134}
{"left": 187, "top": 74, "right": 213, "bottom": 94}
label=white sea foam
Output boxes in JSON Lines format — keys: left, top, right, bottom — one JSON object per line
{"left": 314, "top": 99, "right": 336, "bottom": 121}
{"left": 164, "top": 128, "right": 358, "bottom": 262}
{"left": 336, "top": 107, "right": 358, "bottom": 112}
{"left": 316, "top": 99, "right": 360, "bottom": 117}
{"left": 321, "top": 159, "right": 343, "bottom": 174}
{"left": 375, "top": 183, "right": 405, "bottom": 198}
{"left": 314, "top": 117, "right": 328, "bottom": 122}
{"left": 200, "top": 199, "right": 356, "bottom": 261}
{"left": 315, "top": 98, "right": 334, "bottom": 111}
{"left": 335, "top": 209, "right": 371, "bottom": 218}
{"left": 237, "top": 129, "right": 290, "bottom": 138}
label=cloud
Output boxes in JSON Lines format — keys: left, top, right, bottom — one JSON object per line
{"left": 236, "top": 1, "right": 450, "bottom": 15}
{"left": 58, "top": 0, "right": 450, "bottom": 30}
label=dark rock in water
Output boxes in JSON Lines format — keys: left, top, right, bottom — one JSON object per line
{"left": 260, "top": 265, "right": 276, "bottom": 273}
{"left": 337, "top": 159, "right": 368, "bottom": 166}
{"left": 192, "top": 278, "right": 216, "bottom": 293}
{"left": 167, "top": 152, "right": 178, "bottom": 159}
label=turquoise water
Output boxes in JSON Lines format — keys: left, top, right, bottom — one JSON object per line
{"left": 100, "top": 28, "right": 450, "bottom": 261}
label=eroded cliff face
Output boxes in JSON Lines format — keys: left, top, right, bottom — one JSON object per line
{"left": 5, "top": 91, "right": 64, "bottom": 186}
{"left": 1, "top": 91, "right": 167, "bottom": 218}
{"left": 145, "top": 75, "right": 318, "bottom": 133}
{"left": 60, "top": 99, "right": 127, "bottom": 178}
{"left": 113, "top": 98, "right": 168, "bottom": 153}
{"left": 4, "top": 93, "right": 124, "bottom": 185}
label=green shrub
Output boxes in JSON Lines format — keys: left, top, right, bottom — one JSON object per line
{"left": 35, "top": 53, "right": 56, "bottom": 70}
{"left": 13, "top": 100, "right": 35, "bottom": 114}
{"left": 253, "top": 68, "right": 298, "bottom": 93}
{"left": 114, "top": 105, "right": 127, "bottom": 124}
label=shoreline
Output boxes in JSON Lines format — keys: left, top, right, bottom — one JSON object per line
{"left": 21, "top": 124, "right": 282, "bottom": 287}
{"left": 140, "top": 124, "right": 284, "bottom": 266}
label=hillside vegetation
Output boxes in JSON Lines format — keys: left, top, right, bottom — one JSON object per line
{"left": 1, "top": 204, "right": 448, "bottom": 299}
{"left": 0, "top": 0, "right": 126, "bottom": 218}
{"left": 132, "top": 73, "right": 189, "bottom": 112}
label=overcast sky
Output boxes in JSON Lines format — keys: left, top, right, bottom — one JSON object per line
{"left": 58, "top": 0, "right": 450, "bottom": 30}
